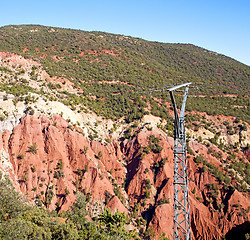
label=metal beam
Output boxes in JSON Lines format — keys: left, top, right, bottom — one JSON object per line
{"left": 180, "top": 85, "right": 190, "bottom": 119}
{"left": 167, "top": 82, "right": 191, "bottom": 92}
{"left": 169, "top": 91, "right": 180, "bottom": 139}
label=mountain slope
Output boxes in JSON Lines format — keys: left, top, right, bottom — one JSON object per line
{"left": 0, "top": 25, "right": 249, "bottom": 239}
{"left": 0, "top": 24, "right": 249, "bottom": 93}
{"left": 0, "top": 112, "right": 249, "bottom": 239}
{"left": 0, "top": 24, "right": 249, "bottom": 122}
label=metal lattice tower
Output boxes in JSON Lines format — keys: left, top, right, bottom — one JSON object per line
{"left": 167, "top": 83, "right": 191, "bottom": 240}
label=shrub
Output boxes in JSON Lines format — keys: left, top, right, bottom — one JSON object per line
{"left": 28, "top": 143, "right": 38, "bottom": 154}
{"left": 123, "top": 128, "right": 132, "bottom": 139}
{"left": 57, "top": 159, "right": 63, "bottom": 170}
{"left": 83, "top": 146, "right": 88, "bottom": 154}
{"left": 84, "top": 164, "right": 89, "bottom": 172}
{"left": 145, "top": 179, "right": 151, "bottom": 189}
{"left": 143, "top": 146, "right": 150, "bottom": 154}
{"left": 156, "top": 198, "right": 170, "bottom": 206}
{"left": 54, "top": 170, "right": 65, "bottom": 179}
{"left": 187, "top": 143, "right": 195, "bottom": 156}
{"left": 145, "top": 188, "right": 150, "bottom": 199}
{"left": 23, "top": 175, "right": 28, "bottom": 182}
{"left": 97, "top": 151, "right": 102, "bottom": 160}
{"left": 65, "top": 187, "right": 70, "bottom": 196}
{"left": 17, "top": 154, "right": 24, "bottom": 159}
{"left": 194, "top": 154, "right": 204, "bottom": 164}
{"left": 152, "top": 158, "right": 167, "bottom": 173}
{"left": 0, "top": 114, "right": 6, "bottom": 121}
{"left": 148, "top": 135, "right": 162, "bottom": 153}
{"left": 202, "top": 165, "right": 207, "bottom": 172}
{"left": 29, "top": 108, "right": 35, "bottom": 115}
{"left": 45, "top": 186, "right": 54, "bottom": 207}
{"left": 31, "top": 166, "right": 36, "bottom": 172}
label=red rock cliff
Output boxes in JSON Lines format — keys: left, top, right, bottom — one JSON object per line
{"left": 0, "top": 114, "right": 249, "bottom": 239}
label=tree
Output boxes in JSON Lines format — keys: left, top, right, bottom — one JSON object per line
{"left": 0, "top": 175, "right": 78, "bottom": 240}
{"left": 28, "top": 143, "right": 38, "bottom": 154}
{"left": 97, "top": 151, "right": 102, "bottom": 160}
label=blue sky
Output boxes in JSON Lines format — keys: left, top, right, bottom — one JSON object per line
{"left": 0, "top": 0, "right": 249, "bottom": 66}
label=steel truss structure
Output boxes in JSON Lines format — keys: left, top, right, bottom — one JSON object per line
{"left": 167, "top": 83, "right": 191, "bottom": 240}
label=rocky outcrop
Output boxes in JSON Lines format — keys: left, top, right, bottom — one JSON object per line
{"left": 2, "top": 115, "right": 117, "bottom": 211}
{"left": 0, "top": 114, "right": 249, "bottom": 239}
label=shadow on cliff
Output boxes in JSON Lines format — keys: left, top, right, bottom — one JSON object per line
{"left": 225, "top": 221, "right": 250, "bottom": 240}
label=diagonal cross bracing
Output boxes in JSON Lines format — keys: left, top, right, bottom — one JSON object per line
{"left": 168, "top": 83, "right": 191, "bottom": 240}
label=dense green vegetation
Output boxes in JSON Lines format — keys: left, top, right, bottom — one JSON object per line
{"left": 0, "top": 175, "right": 77, "bottom": 239}
{"left": 0, "top": 174, "right": 139, "bottom": 240}
{"left": 0, "top": 24, "right": 249, "bottom": 122}
{"left": 186, "top": 95, "right": 249, "bottom": 123}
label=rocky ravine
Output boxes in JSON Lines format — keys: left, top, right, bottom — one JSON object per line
{"left": 0, "top": 51, "right": 249, "bottom": 239}
{"left": 0, "top": 113, "right": 249, "bottom": 239}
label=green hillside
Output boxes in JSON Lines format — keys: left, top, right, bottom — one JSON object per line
{"left": 0, "top": 175, "right": 137, "bottom": 240}
{"left": 0, "top": 25, "right": 249, "bottom": 122}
